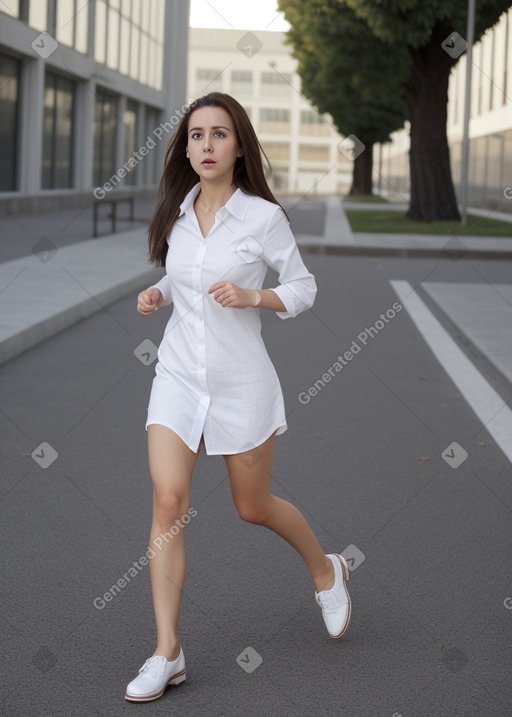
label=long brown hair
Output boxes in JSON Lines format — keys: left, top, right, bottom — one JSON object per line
{"left": 147, "top": 92, "right": 290, "bottom": 267}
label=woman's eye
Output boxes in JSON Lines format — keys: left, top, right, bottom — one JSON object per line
{"left": 215, "top": 132, "right": 224, "bottom": 137}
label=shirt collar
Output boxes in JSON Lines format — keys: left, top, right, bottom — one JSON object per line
{"left": 178, "top": 182, "right": 252, "bottom": 221}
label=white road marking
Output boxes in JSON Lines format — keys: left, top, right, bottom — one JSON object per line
{"left": 390, "top": 280, "right": 512, "bottom": 465}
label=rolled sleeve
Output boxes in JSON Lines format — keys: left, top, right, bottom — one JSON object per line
{"left": 149, "top": 274, "right": 173, "bottom": 306}
{"left": 262, "top": 206, "right": 317, "bottom": 319}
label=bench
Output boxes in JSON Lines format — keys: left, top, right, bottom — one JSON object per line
{"left": 93, "top": 196, "right": 135, "bottom": 237}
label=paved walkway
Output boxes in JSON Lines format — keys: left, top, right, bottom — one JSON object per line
{"left": 0, "top": 197, "right": 158, "bottom": 263}
{"left": 1, "top": 195, "right": 511, "bottom": 366}
{"left": 3, "top": 253, "right": 511, "bottom": 716}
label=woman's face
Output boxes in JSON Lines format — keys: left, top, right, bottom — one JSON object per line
{"left": 186, "top": 106, "right": 243, "bottom": 184}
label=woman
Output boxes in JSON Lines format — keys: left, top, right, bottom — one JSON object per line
{"left": 125, "top": 92, "right": 351, "bottom": 703}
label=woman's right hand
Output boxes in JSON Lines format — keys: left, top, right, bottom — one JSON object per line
{"left": 137, "top": 287, "right": 163, "bottom": 315}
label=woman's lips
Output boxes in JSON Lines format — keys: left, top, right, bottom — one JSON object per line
{"left": 202, "top": 159, "right": 216, "bottom": 165}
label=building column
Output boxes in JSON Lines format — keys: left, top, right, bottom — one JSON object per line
{"left": 19, "top": 56, "right": 45, "bottom": 196}
{"left": 116, "top": 94, "right": 127, "bottom": 184}
{"left": 75, "top": 79, "right": 96, "bottom": 191}
{"left": 158, "top": 0, "right": 190, "bottom": 176}
{"left": 136, "top": 102, "right": 146, "bottom": 187}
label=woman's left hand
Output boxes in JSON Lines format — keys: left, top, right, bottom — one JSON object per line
{"left": 208, "top": 281, "right": 256, "bottom": 309}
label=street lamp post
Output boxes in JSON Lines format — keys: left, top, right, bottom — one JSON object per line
{"left": 460, "top": 0, "right": 476, "bottom": 226}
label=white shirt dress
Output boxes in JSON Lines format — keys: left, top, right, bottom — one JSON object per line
{"left": 145, "top": 182, "right": 317, "bottom": 455}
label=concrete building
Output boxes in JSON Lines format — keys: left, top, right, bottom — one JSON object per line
{"left": 0, "top": 0, "right": 190, "bottom": 213}
{"left": 188, "top": 27, "right": 351, "bottom": 196}
{"left": 379, "top": 7, "right": 512, "bottom": 212}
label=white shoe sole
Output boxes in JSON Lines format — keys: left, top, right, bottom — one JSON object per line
{"left": 124, "top": 669, "right": 186, "bottom": 702}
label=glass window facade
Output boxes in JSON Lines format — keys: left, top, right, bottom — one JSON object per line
{"left": 451, "top": 129, "right": 512, "bottom": 208}
{"left": 300, "top": 110, "right": 330, "bottom": 136}
{"left": 95, "top": 0, "right": 164, "bottom": 89}
{"left": 300, "top": 110, "right": 322, "bottom": 125}
{"left": 1, "top": 0, "right": 19, "bottom": 17}
{"left": 261, "top": 141, "right": 290, "bottom": 161}
{"left": 25, "top": 0, "right": 90, "bottom": 54}
{"left": 29, "top": 0, "right": 48, "bottom": 31}
{"left": 0, "top": 54, "right": 20, "bottom": 191}
{"left": 299, "top": 144, "right": 330, "bottom": 162}
{"left": 260, "top": 71, "right": 292, "bottom": 98}
{"left": 259, "top": 108, "right": 290, "bottom": 134}
{"left": 260, "top": 108, "right": 289, "bottom": 122}
{"left": 231, "top": 71, "right": 252, "bottom": 96}
{"left": 42, "top": 72, "right": 75, "bottom": 189}
{"left": 195, "top": 68, "right": 223, "bottom": 96}
{"left": 94, "top": 90, "right": 118, "bottom": 187}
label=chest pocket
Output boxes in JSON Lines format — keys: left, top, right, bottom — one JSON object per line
{"left": 236, "top": 235, "right": 264, "bottom": 264}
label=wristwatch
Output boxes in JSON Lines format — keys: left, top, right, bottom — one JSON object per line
{"left": 253, "top": 290, "right": 261, "bottom": 306}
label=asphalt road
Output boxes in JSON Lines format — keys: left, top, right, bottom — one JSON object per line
{"left": 1, "top": 252, "right": 511, "bottom": 716}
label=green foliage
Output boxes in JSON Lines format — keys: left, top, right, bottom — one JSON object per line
{"left": 277, "top": 0, "right": 409, "bottom": 144}
{"left": 341, "top": 0, "right": 511, "bottom": 48}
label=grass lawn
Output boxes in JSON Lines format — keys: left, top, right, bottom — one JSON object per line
{"left": 342, "top": 194, "right": 390, "bottom": 203}
{"left": 345, "top": 209, "right": 512, "bottom": 237}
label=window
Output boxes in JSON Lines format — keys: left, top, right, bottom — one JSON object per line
{"left": 54, "top": 0, "right": 89, "bottom": 53}
{"left": 0, "top": 54, "right": 20, "bottom": 191}
{"left": 488, "top": 27, "right": 495, "bottom": 110}
{"left": 300, "top": 109, "right": 330, "bottom": 136}
{"left": 486, "top": 134, "right": 503, "bottom": 192}
{"left": 261, "top": 141, "right": 290, "bottom": 161}
{"left": 259, "top": 108, "right": 290, "bottom": 134}
{"left": 469, "top": 136, "right": 487, "bottom": 204}
{"left": 106, "top": 4, "right": 120, "bottom": 70}
{"left": 42, "top": 72, "right": 75, "bottom": 189}
{"left": 29, "top": 0, "right": 48, "bottom": 31}
{"left": 231, "top": 70, "right": 252, "bottom": 96}
{"left": 299, "top": 144, "right": 330, "bottom": 162}
{"left": 95, "top": 0, "right": 107, "bottom": 63}
{"left": 260, "top": 71, "right": 292, "bottom": 98}
{"left": 95, "top": 0, "right": 164, "bottom": 89}
{"left": 94, "top": 90, "right": 118, "bottom": 187}
{"left": 195, "top": 68, "right": 223, "bottom": 96}
{"left": 1, "top": 0, "right": 19, "bottom": 18}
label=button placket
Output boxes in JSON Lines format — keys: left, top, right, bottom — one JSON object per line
{"left": 193, "top": 239, "right": 208, "bottom": 398}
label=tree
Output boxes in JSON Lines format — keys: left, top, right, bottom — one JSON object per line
{"left": 342, "top": 0, "right": 511, "bottom": 220}
{"left": 278, "top": 0, "right": 409, "bottom": 195}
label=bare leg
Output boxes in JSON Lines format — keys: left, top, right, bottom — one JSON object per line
{"left": 147, "top": 425, "right": 202, "bottom": 660}
{"left": 224, "top": 431, "right": 335, "bottom": 593}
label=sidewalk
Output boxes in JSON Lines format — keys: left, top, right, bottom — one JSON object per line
{"left": 292, "top": 197, "right": 512, "bottom": 258}
{"left": 1, "top": 195, "right": 511, "bottom": 366}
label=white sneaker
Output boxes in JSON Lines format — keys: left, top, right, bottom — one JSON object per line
{"left": 315, "top": 554, "right": 351, "bottom": 638}
{"left": 125, "top": 648, "right": 186, "bottom": 702}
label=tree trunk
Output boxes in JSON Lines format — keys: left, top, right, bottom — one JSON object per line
{"left": 406, "top": 22, "right": 460, "bottom": 221}
{"left": 348, "top": 142, "right": 373, "bottom": 195}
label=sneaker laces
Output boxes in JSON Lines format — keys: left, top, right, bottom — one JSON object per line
{"left": 139, "top": 656, "right": 164, "bottom": 677}
{"left": 316, "top": 591, "right": 339, "bottom": 611}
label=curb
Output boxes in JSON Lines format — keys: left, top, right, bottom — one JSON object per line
{"left": 0, "top": 227, "right": 161, "bottom": 367}
{"left": 298, "top": 244, "right": 512, "bottom": 260}
{"left": 0, "top": 270, "right": 157, "bottom": 367}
